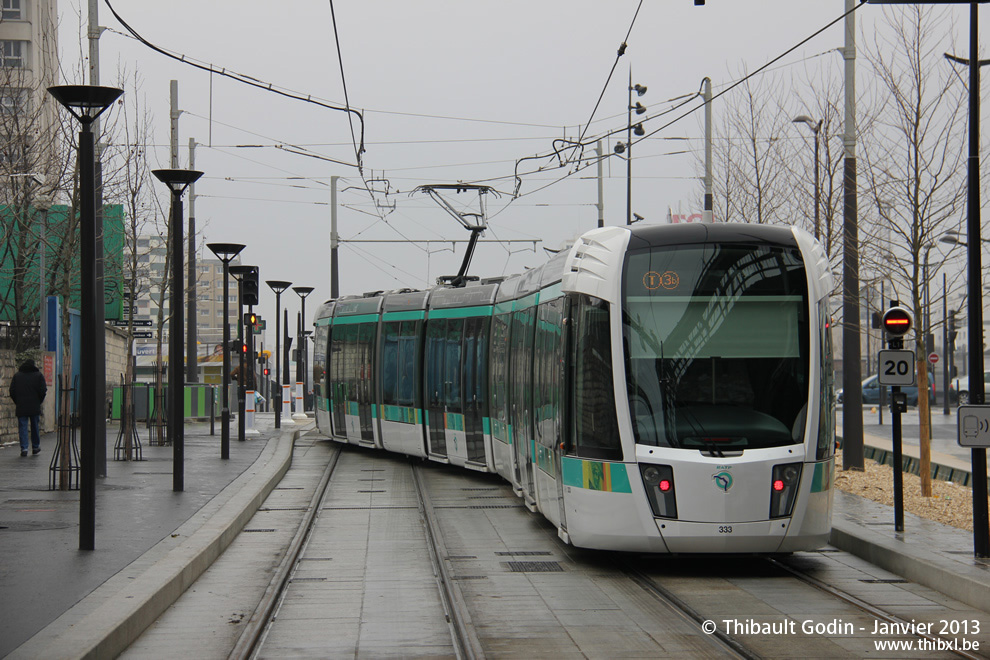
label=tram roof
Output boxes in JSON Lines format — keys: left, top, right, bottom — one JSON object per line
{"left": 429, "top": 282, "right": 499, "bottom": 309}
{"left": 626, "top": 222, "right": 799, "bottom": 250}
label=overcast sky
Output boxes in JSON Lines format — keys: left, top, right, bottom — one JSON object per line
{"left": 55, "top": 1, "right": 982, "bottom": 350}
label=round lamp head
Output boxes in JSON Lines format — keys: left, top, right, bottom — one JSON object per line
{"left": 292, "top": 286, "right": 315, "bottom": 298}
{"left": 266, "top": 280, "right": 293, "bottom": 294}
{"left": 153, "top": 169, "right": 204, "bottom": 194}
{"left": 48, "top": 85, "right": 123, "bottom": 124}
{"left": 207, "top": 242, "right": 245, "bottom": 262}
{"left": 229, "top": 264, "right": 257, "bottom": 279}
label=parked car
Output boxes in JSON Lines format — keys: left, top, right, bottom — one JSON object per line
{"left": 951, "top": 371, "right": 990, "bottom": 405}
{"left": 837, "top": 372, "right": 935, "bottom": 406}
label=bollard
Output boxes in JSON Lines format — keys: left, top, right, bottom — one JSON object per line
{"left": 281, "top": 383, "right": 295, "bottom": 425}
{"left": 245, "top": 389, "right": 261, "bottom": 436}
{"left": 292, "top": 380, "right": 306, "bottom": 419}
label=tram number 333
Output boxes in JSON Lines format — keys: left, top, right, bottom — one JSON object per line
{"left": 718, "top": 526, "right": 733, "bottom": 534}
{"left": 877, "top": 350, "right": 915, "bottom": 386}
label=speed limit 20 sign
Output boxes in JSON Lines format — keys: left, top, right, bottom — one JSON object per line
{"left": 878, "top": 350, "right": 916, "bottom": 386}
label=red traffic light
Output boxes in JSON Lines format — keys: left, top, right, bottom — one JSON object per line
{"left": 263, "top": 368, "right": 269, "bottom": 376}
{"left": 881, "top": 306, "right": 912, "bottom": 336}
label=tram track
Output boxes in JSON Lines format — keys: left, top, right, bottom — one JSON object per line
{"left": 228, "top": 443, "right": 342, "bottom": 660}
{"left": 768, "top": 555, "right": 985, "bottom": 660}
{"left": 233, "top": 444, "right": 486, "bottom": 659}
{"left": 620, "top": 560, "right": 758, "bottom": 659}
{"left": 411, "top": 462, "right": 486, "bottom": 660}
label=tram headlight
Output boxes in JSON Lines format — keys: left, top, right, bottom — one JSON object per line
{"left": 770, "top": 462, "right": 803, "bottom": 519}
{"left": 640, "top": 463, "right": 677, "bottom": 519}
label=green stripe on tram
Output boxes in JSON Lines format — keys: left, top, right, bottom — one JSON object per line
{"left": 332, "top": 313, "right": 380, "bottom": 326}
{"left": 428, "top": 305, "right": 493, "bottom": 320}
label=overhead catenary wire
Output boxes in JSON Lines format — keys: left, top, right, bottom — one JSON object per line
{"left": 575, "top": 0, "right": 645, "bottom": 146}
{"left": 101, "top": 0, "right": 366, "bottom": 166}
{"left": 493, "top": 2, "right": 867, "bottom": 222}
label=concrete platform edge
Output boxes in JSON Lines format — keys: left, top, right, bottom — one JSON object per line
{"left": 829, "top": 518, "right": 990, "bottom": 614}
{"left": 9, "top": 427, "right": 302, "bottom": 660}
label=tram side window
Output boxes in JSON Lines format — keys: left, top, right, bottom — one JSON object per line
{"left": 357, "top": 323, "right": 376, "bottom": 408}
{"left": 817, "top": 301, "right": 835, "bottom": 460}
{"left": 397, "top": 321, "right": 420, "bottom": 408}
{"left": 313, "top": 324, "right": 328, "bottom": 400}
{"left": 444, "top": 319, "right": 463, "bottom": 413}
{"left": 570, "top": 294, "right": 621, "bottom": 461}
{"left": 535, "top": 299, "right": 564, "bottom": 449}
{"left": 381, "top": 322, "right": 400, "bottom": 407}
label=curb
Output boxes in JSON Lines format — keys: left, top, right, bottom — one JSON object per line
{"left": 830, "top": 518, "right": 990, "bottom": 615}
{"left": 8, "top": 425, "right": 305, "bottom": 660}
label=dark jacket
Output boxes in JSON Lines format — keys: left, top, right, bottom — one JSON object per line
{"left": 9, "top": 359, "right": 47, "bottom": 418}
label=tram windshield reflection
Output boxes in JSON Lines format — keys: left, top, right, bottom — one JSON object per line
{"left": 622, "top": 243, "right": 810, "bottom": 451}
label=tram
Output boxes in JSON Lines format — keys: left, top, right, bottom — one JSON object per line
{"left": 311, "top": 222, "right": 835, "bottom": 553}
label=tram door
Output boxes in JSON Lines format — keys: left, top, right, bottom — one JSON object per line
{"left": 463, "top": 317, "right": 488, "bottom": 464}
{"left": 554, "top": 298, "right": 570, "bottom": 530}
{"left": 356, "top": 323, "right": 376, "bottom": 444}
{"left": 425, "top": 320, "right": 447, "bottom": 457}
{"left": 329, "top": 327, "right": 347, "bottom": 437}
{"left": 510, "top": 308, "right": 535, "bottom": 499}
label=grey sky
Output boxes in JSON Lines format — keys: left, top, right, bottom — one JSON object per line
{"left": 55, "top": 1, "right": 980, "bottom": 348}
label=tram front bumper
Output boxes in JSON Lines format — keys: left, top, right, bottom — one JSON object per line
{"left": 655, "top": 518, "right": 792, "bottom": 553}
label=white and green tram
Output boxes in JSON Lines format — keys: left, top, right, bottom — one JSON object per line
{"left": 312, "top": 222, "right": 835, "bottom": 553}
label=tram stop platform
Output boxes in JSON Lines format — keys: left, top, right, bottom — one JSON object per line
{"left": 1, "top": 422, "right": 989, "bottom": 659}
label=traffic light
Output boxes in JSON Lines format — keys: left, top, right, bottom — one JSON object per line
{"left": 881, "top": 306, "right": 912, "bottom": 336}
{"left": 242, "top": 266, "right": 259, "bottom": 306}
{"left": 244, "top": 311, "right": 257, "bottom": 329}
{"left": 948, "top": 310, "right": 958, "bottom": 350}
{"left": 882, "top": 305, "right": 912, "bottom": 349}
{"left": 263, "top": 367, "right": 270, "bottom": 376}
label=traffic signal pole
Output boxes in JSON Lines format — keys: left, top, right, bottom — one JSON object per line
{"left": 880, "top": 302, "right": 914, "bottom": 533}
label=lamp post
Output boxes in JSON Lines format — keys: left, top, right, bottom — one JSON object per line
{"left": 206, "top": 243, "right": 244, "bottom": 459}
{"left": 152, "top": 168, "right": 203, "bottom": 493}
{"left": 48, "top": 84, "right": 123, "bottom": 551}
{"left": 946, "top": 8, "right": 990, "bottom": 556}
{"left": 792, "top": 115, "right": 822, "bottom": 241}
{"left": 267, "top": 280, "right": 292, "bottom": 429}
{"left": 292, "top": 286, "right": 314, "bottom": 418}
{"left": 614, "top": 71, "right": 646, "bottom": 226}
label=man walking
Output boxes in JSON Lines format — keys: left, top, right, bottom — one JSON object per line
{"left": 10, "top": 358, "right": 47, "bottom": 457}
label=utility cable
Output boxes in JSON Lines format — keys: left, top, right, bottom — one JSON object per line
{"left": 575, "top": 0, "right": 644, "bottom": 146}
{"left": 102, "top": 0, "right": 365, "bottom": 166}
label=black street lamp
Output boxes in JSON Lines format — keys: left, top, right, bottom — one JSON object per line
{"left": 946, "top": 9, "right": 990, "bottom": 557}
{"left": 292, "top": 286, "right": 314, "bottom": 416}
{"left": 48, "top": 85, "right": 122, "bottom": 551}
{"left": 792, "top": 115, "right": 822, "bottom": 241}
{"left": 152, "top": 168, "right": 203, "bottom": 493}
{"left": 207, "top": 243, "right": 244, "bottom": 459}
{"left": 267, "top": 280, "right": 292, "bottom": 429}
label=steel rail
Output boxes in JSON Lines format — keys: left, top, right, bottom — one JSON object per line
{"left": 767, "top": 556, "right": 983, "bottom": 660}
{"left": 621, "top": 560, "right": 758, "bottom": 660}
{"left": 228, "top": 442, "right": 342, "bottom": 660}
{"left": 411, "top": 462, "right": 486, "bottom": 660}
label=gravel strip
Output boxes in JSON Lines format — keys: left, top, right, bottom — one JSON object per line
{"left": 835, "top": 450, "right": 987, "bottom": 531}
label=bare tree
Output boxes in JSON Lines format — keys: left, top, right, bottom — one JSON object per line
{"left": 709, "top": 67, "right": 794, "bottom": 225}
{"left": 860, "top": 5, "right": 967, "bottom": 497}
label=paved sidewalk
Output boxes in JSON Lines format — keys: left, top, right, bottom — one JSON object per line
{"left": 0, "top": 416, "right": 277, "bottom": 658}
{"left": 3, "top": 417, "right": 990, "bottom": 658}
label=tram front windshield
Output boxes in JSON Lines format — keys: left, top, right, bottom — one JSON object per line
{"left": 623, "top": 243, "right": 809, "bottom": 451}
